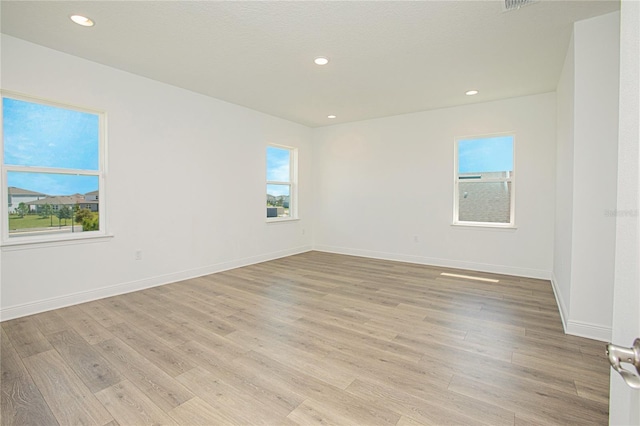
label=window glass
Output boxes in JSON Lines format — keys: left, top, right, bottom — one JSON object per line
{"left": 266, "top": 146, "right": 290, "bottom": 182}
{"left": 2, "top": 95, "right": 104, "bottom": 242}
{"left": 3, "top": 98, "right": 99, "bottom": 170}
{"left": 458, "top": 181, "right": 512, "bottom": 223}
{"left": 458, "top": 136, "right": 513, "bottom": 174}
{"left": 266, "top": 145, "right": 295, "bottom": 220}
{"left": 455, "top": 135, "right": 514, "bottom": 226}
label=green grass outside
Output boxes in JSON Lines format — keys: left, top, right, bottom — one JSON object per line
{"left": 8, "top": 213, "right": 97, "bottom": 230}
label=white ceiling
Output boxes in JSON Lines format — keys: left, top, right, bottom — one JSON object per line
{"left": 1, "top": 1, "right": 619, "bottom": 127}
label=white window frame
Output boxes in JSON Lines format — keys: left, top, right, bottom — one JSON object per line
{"left": 1, "top": 91, "right": 109, "bottom": 247}
{"left": 266, "top": 144, "right": 298, "bottom": 222}
{"left": 453, "top": 133, "right": 515, "bottom": 228}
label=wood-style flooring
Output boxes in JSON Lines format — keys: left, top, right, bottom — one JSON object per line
{"left": 1, "top": 251, "right": 610, "bottom": 425}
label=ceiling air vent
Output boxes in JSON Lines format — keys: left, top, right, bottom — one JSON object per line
{"left": 503, "top": 0, "right": 539, "bottom": 12}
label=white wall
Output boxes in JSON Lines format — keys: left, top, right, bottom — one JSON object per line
{"left": 313, "top": 93, "right": 557, "bottom": 279}
{"left": 554, "top": 33, "right": 575, "bottom": 323}
{"left": 0, "top": 36, "right": 313, "bottom": 320}
{"left": 553, "top": 12, "right": 620, "bottom": 341}
{"left": 609, "top": 1, "right": 640, "bottom": 423}
{"left": 0, "top": 13, "right": 623, "bottom": 347}
{"left": 571, "top": 11, "right": 620, "bottom": 335}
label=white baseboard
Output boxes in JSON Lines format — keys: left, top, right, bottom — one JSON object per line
{"left": 566, "top": 320, "right": 612, "bottom": 342}
{"left": 2, "top": 244, "right": 614, "bottom": 343}
{"left": 543, "top": 273, "right": 613, "bottom": 342}
{"left": 550, "top": 272, "right": 569, "bottom": 334}
{"left": 316, "top": 246, "right": 613, "bottom": 342}
{"left": 313, "top": 245, "right": 552, "bottom": 280}
{"left": 0, "top": 245, "right": 312, "bottom": 321}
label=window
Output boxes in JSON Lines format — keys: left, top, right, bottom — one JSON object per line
{"left": 454, "top": 134, "right": 514, "bottom": 227}
{"left": 1, "top": 93, "right": 106, "bottom": 243}
{"left": 266, "top": 145, "right": 297, "bottom": 220}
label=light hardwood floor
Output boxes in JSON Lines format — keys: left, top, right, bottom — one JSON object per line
{"left": 1, "top": 251, "right": 610, "bottom": 425}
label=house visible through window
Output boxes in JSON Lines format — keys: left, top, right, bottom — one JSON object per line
{"left": 266, "top": 145, "right": 297, "bottom": 220}
{"left": 2, "top": 94, "right": 105, "bottom": 242}
{"left": 454, "top": 134, "right": 514, "bottom": 227}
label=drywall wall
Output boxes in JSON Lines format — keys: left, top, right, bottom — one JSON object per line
{"left": 570, "top": 11, "right": 619, "bottom": 337}
{"left": 609, "top": 1, "right": 639, "bottom": 423}
{"left": 553, "top": 11, "right": 620, "bottom": 341}
{"left": 0, "top": 35, "right": 313, "bottom": 319}
{"left": 553, "top": 32, "right": 575, "bottom": 326}
{"left": 312, "top": 93, "right": 557, "bottom": 279}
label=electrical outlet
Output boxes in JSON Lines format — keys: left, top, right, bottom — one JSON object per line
{"left": 135, "top": 249, "right": 142, "bottom": 261}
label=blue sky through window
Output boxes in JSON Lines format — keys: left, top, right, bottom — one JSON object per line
{"left": 458, "top": 135, "right": 513, "bottom": 174}
{"left": 3, "top": 97, "right": 100, "bottom": 195}
{"left": 266, "top": 146, "right": 290, "bottom": 196}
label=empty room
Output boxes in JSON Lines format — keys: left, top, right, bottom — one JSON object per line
{"left": 1, "top": 1, "right": 639, "bottom": 425}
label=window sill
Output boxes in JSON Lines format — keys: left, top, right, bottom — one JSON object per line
{"left": 266, "top": 217, "right": 300, "bottom": 224}
{"left": 1, "top": 233, "right": 114, "bottom": 251}
{"left": 451, "top": 222, "right": 517, "bottom": 231}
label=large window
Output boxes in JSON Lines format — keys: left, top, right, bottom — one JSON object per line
{"left": 266, "top": 145, "right": 297, "bottom": 220}
{"left": 1, "top": 93, "right": 106, "bottom": 243}
{"left": 454, "top": 134, "right": 514, "bottom": 227}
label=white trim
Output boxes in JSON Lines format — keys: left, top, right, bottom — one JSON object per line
{"left": 315, "top": 247, "right": 612, "bottom": 342}
{"left": 0, "top": 89, "right": 106, "bottom": 115}
{"left": 313, "top": 244, "right": 551, "bottom": 280}
{"left": 4, "top": 165, "right": 101, "bottom": 176}
{"left": 451, "top": 222, "right": 518, "bottom": 230}
{"left": 0, "top": 245, "right": 313, "bottom": 321}
{"left": 1, "top": 92, "right": 108, "bottom": 245}
{"left": 3, "top": 244, "right": 612, "bottom": 342}
{"left": 1, "top": 233, "right": 113, "bottom": 250}
{"left": 266, "top": 144, "right": 298, "bottom": 220}
{"left": 565, "top": 320, "right": 612, "bottom": 342}
{"left": 266, "top": 217, "right": 300, "bottom": 224}
{"left": 550, "top": 272, "right": 569, "bottom": 333}
{"left": 549, "top": 272, "right": 612, "bottom": 342}
{"left": 1, "top": 98, "right": 6, "bottom": 243}
{"left": 453, "top": 133, "right": 516, "bottom": 227}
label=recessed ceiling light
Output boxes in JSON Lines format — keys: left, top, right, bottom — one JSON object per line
{"left": 465, "top": 90, "right": 479, "bottom": 96}
{"left": 70, "top": 15, "right": 94, "bottom": 27}
{"left": 327, "top": 115, "right": 337, "bottom": 119}
{"left": 314, "top": 57, "right": 329, "bottom": 66}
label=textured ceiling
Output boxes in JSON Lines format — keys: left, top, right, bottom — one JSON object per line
{"left": 0, "top": 1, "right": 620, "bottom": 127}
